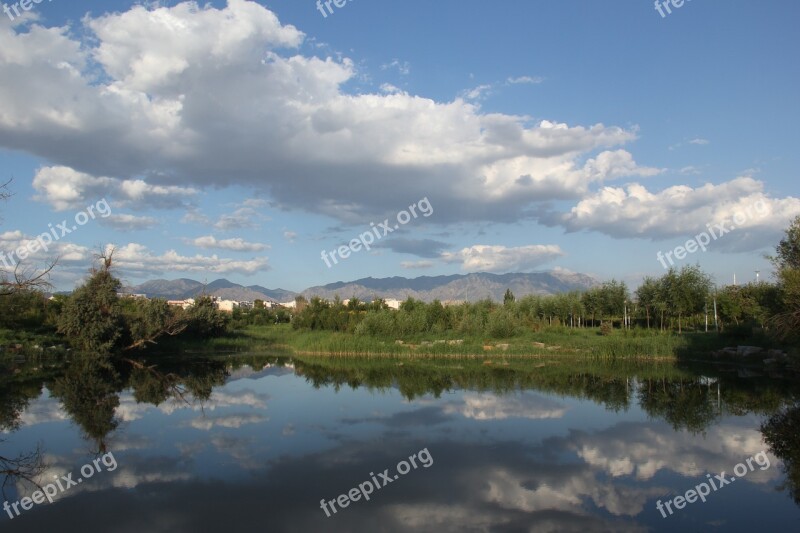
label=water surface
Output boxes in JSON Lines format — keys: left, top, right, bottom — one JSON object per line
{"left": 1, "top": 355, "right": 798, "bottom": 532}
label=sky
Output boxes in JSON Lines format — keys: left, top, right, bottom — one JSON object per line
{"left": 0, "top": 0, "right": 798, "bottom": 293}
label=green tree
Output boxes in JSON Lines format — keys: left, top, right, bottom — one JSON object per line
{"left": 503, "top": 288, "right": 515, "bottom": 306}
{"left": 185, "top": 296, "right": 229, "bottom": 338}
{"left": 769, "top": 216, "right": 800, "bottom": 341}
{"left": 771, "top": 215, "right": 800, "bottom": 270}
{"left": 57, "top": 258, "right": 123, "bottom": 353}
{"left": 635, "top": 277, "right": 660, "bottom": 329}
{"left": 661, "top": 265, "right": 712, "bottom": 333}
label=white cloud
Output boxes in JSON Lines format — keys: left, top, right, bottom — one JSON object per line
{"left": 32, "top": 166, "right": 196, "bottom": 211}
{"left": 283, "top": 230, "right": 297, "bottom": 242}
{"left": 0, "top": 1, "right": 651, "bottom": 225}
{"left": 188, "top": 413, "right": 267, "bottom": 430}
{"left": 443, "top": 392, "right": 568, "bottom": 420}
{"left": 380, "top": 59, "right": 410, "bottom": 75}
{"left": 400, "top": 260, "right": 434, "bottom": 269}
{"left": 507, "top": 75, "right": 544, "bottom": 85}
{"left": 441, "top": 244, "right": 565, "bottom": 272}
{"left": 108, "top": 242, "right": 270, "bottom": 276}
{"left": 102, "top": 213, "right": 159, "bottom": 230}
{"left": 191, "top": 235, "right": 269, "bottom": 252}
{"left": 547, "top": 176, "right": 800, "bottom": 250}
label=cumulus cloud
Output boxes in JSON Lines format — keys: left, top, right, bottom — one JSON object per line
{"left": 0, "top": 229, "right": 91, "bottom": 267}
{"left": 544, "top": 177, "right": 800, "bottom": 251}
{"left": 190, "top": 235, "right": 269, "bottom": 252}
{"left": 32, "top": 166, "right": 196, "bottom": 211}
{"left": 0, "top": 1, "right": 655, "bottom": 225}
{"left": 101, "top": 214, "right": 159, "bottom": 230}
{"left": 188, "top": 413, "right": 267, "bottom": 431}
{"left": 441, "top": 244, "right": 565, "bottom": 272}
{"left": 443, "top": 392, "right": 568, "bottom": 420}
{"left": 107, "top": 243, "right": 270, "bottom": 276}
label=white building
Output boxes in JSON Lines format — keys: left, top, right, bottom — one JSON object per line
{"left": 167, "top": 298, "right": 195, "bottom": 310}
{"left": 215, "top": 299, "right": 239, "bottom": 312}
{"left": 385, "top": 298, "right": 402, "bottom": 310}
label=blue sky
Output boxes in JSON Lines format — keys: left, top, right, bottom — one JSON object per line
{"left": 0, "top": 0, "right": 798, "bottom": 292}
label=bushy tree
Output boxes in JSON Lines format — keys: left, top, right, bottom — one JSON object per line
{"left": 57, "top": 266, "right": 123, "bottom": 353}
{"left": 185, "top": 296, "right": 229, "bottom": 338}
{"left": 769, "top": 216, "right": 800, "bottom": 341}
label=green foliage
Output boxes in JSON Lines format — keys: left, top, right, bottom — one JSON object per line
{"left": 768, "top": 216, "right": 800, "bottom": 342}
{"left": 762, "top": 403, "right": 800, "bottom": 504}
{"left": 771, "top": 215, "right": 800, "bottom": 271}
{"left": 57, "top": 269, "right": 123, "bottom": 353}
{"left": 184, "top": 296, "right": 229, "bottom": 338}
{"left": 503, "top": 288, "right": 515, "bottom": 306}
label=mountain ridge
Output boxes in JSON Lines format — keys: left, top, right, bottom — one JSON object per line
{"left": 124, "top": 271, "right": 599, "bottom": 303}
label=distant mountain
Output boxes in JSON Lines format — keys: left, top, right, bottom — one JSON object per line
{"left": 127, "top": 278, "right": 205, "bottom": 299}
{"left": 125, "top": 278, "right": 297, "bottom": 303}
{"left": 302, "top": 271, "right": 599, "bottom": 302}
{"left": 124, "top": 271, "right": 598, "bottom": 304}
{"left": 245, "top": 285, "right": 298, "bottom": 303}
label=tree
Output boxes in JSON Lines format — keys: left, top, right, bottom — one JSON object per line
{"left": 636, "top": 277, "right": 660, "bottom": 329}
{"left": 57, "top": 251, "right": 123, "bottom": 353}
{"left": 771, "top": 215, "right": 800, "bottom": 270}
{"left": 769, "top": 216, "right": 800, "bottom": 341}
{"left": 661, "top": 265, "right": 712, "bottom": 333}
{"left": 184, "top": 296, "right": 229, "bottom": 338}
{"left": 123, "top": 298, "right": 188, "bottom": 350}
{"left": 503, "top": 288, "right": 515, "bottom": 306}
{"left": 599, "top": 280, "right": 628, "bottom": 320}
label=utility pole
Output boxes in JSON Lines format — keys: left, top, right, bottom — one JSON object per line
{"left": 713, "top": 295, "right": 719, "bottom": 332}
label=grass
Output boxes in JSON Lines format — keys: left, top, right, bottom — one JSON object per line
{"left": 154, "top": 324, "right": 745, "bottom": 361}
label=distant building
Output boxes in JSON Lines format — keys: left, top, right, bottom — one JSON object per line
{"left": 117, "top": 293, "right": 148, "bottom": 299}
{"left": 238, "top": 301, "right": 254, "bottom": 310}
{"left": 215, "top": 299, "right": 238, "bottom": 312}
{"left": 385, "top": 298, "right": 402, "bottom": 310}
{"left": 167, "top": 298, "right": 195, "bottom": 310}
{"left": 279, "top": 300, "right": 297, "bottom": 309}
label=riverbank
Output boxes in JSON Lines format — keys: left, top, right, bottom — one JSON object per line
{"left": 154, "top": 323, "right": 791, "bottom": 363}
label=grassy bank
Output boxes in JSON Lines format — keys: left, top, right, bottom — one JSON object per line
{"left": 154, "top": 323, "right": 753, "bottom": 360}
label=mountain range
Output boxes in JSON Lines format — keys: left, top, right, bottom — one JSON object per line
{"left": 124, "top": 271, "right": 598, "bottom": 303}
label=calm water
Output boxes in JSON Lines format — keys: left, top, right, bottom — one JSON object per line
{"left": 1, "top": 354, "right": 798, "bottom": 532}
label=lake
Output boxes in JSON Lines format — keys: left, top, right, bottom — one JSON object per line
{"left": 1, "top": 354, "right": 798, "bottom": 532}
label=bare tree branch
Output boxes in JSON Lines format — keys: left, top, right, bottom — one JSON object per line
{"left": 0, "top": 443, "right": 46, "bottom": 499}
{"left": 0, "top": 259, "right": 57, "bottom": 297}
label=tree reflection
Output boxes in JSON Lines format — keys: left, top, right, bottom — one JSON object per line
{"left": 50, "top": 355, "right": 122, "bottom": 454}
{"left": 761, "top": 403, "right": 800, "bottom": 506}
{"left": 0, "top": 357, "right": 54, "bottom": 497}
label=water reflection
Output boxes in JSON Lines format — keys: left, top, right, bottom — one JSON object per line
{"left": 0, "top": 353, "right": 797, "bottom": 531}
